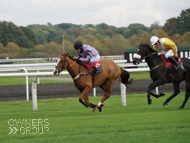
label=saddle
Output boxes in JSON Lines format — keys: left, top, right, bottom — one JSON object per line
{"left": 81, "top": 62, "right": 102, "bottom": 74}
{"left": 160, "top": 55, "right": 182, "bottom": 69}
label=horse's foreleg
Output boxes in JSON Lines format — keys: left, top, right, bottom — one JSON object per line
{"left": 150, "top": 91, "right": 165, "bottom": 98}
{"left": 79, "top": 86, "right": 92, "bottom": 108}
{"left": 147, "top": 80, "right": 163, "bottom": 105}
{"left": 84, "top": 96, "right": 96, "bottom": 108}
{"left": 163, "top": 82, "right": 180, "bottom": 107}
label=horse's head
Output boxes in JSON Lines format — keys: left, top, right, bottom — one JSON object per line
{"left": 132, "top": 43, "right": 154, "bottom": 65}
{"left": 53, "top": 52, "right": 69, "bottom": 76}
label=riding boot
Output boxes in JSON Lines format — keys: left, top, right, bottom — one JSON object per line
{"left": 93, "top": 65, "right": 103, "bottom": 75}
{"left": 89, "top": 62, "right": 103, "bottom": 75}
{"left": 168, "top": 56, "right": 181, "bottom": 69}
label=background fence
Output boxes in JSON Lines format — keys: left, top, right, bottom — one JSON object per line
{"left": 0, "top": 59, "right": 150, "bottom": 110}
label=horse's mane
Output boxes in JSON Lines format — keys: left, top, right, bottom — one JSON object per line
{"left": 67, "top": 54, "right": 75, "bottom": 60}
{"left": 141, "top": 43, "right": 156, "bottom": 53}
{"left": 62, "top": 52, "right": 76, "bottom": 61}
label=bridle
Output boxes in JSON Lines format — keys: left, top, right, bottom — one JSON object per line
{"left": 55, "top": 56, "right": 76, "bottom": 71}
{"left": 134, "top": 49, "right": 163, "bottom": 71}
{"left": 55, "top": 56, "right": 88, "bottom": 80}
{"left": 134, "top": 51, "right": 157, "bottom": 61}
{"left": 55, "top": 56, "right": 67, "bottom": 71}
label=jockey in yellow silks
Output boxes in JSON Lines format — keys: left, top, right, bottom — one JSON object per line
{"left": 150, "top": 36, "right": 182, "bottom": 69}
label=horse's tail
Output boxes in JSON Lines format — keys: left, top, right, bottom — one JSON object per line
{"left": 120, "top": 67, "right": 133, "bottom": 86}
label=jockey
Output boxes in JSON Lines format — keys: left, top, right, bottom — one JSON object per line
{"left": 150, "top": 36, "right": 182, "bottom": 69}
{"left": 74, "top": 40, "right": 102, "bottom": 75}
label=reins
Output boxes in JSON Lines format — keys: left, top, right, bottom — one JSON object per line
{"left": 57, "top": 56, "right": 93, "bottom": 84}
{"left": 150, "top": 63, "right": 164, "bottom": 71}
{"left": 143, "top": 52, "right": 157, "bottom": 59}
{"left": 142, "top": 51, "right": 164, "bottom": 71}
{"left": 70, "top": 61, "right": 76, "bottom": 67}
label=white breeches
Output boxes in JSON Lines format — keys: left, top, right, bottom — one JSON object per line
{"left": 162, "top": 49, "right": 174, "bottom": 58}
{"left": 90, "top": 54, "right": 100, "bottom": 62}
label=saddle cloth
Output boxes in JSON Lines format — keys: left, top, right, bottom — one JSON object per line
{"left": 81, "top": 62, "right": 102, "bottom": 73}
{"left": 160, "top": 55, "right": 182, "bottom": 68}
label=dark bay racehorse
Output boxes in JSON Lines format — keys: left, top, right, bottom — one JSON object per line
{"left": 54, "top": 52, "right": 133, "bottom": 112}
{"left": 133, "top": 43, "right": 190, "bottom": 109}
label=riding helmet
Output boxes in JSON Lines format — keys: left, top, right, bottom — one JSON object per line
{"left": 150, "top": 36, "right": 159, "bottom": 45}
{"left": 74, "top": 41, "right": 83, "bottom": 49}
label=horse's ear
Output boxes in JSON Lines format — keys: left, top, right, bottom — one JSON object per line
{"left": 60, "top": 52, "right": 63, "bottom": 55}
{"left": 65, "top": 52, "right": 69, "bottom": 56}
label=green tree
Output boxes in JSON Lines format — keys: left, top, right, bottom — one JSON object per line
{"left": 64, "top": 39, "right": 75, "bottom": 55}
{"left": 180, "top": 32, "right": 190, "bottom": 47}
{"left": 148, "top": 21, "right": 162, "bottom": 34}
{"left": 45, "top": 41, "right": 61, "bottom": 55}
{"left": 155, "top": 30, "right": 169, "bottom": 38}
{"left": 171, "top": 34, "right": 182, "bottom": 47}
{"left": 163, "top": 18, "right": 178, "bottom": 37}
{"left": 75, "top": 36, "right": 88, "bottom": 45}
{"left": 128, "top": 35, "right": 139, "bottom": 48}
{"left": 177, "top": 8, "right": 190, "bottom": 35}
{"left": 20, "top": 47, "right": 28, "bottom": 57}
{"left": 139, "top": 32, "right": 151, "bottom": 45}
{"left": 111, "top": 34, "right": 130, "bottom": 55}
{"left": 35, "top": 44, "right": 46, "bottom": 52}
{"left": 5, "top": 42, "right": 20, "bottom": 58}
{"left": 123, "top": 23, "right": 148, "bottom": 39}
{"left": 0, "top": 43, "right": 5, "bottom": 52}
{"left": 20, "top": 26, "right": 38, "bottom": 46}
{"left": 0, "top": 21, "right": 35, "bottom": 48}
{"left": 100, "top": 38, "right": 112, "bottom": 55}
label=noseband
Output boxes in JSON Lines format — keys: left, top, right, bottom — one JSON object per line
{"left": 55, "top": 56, "right": 68, "bottom": 71}
{"left": 55, "top": 56, "right": 77, "bottom": 71}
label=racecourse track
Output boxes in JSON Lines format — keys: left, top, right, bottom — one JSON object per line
{"left": 0, "top": 79, "right": 185, "bottom": 102}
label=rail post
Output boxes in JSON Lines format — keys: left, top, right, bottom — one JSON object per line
{"left": 19, "top": 68, "right": 29, "bottom": 101}
{"left": 32, "top": 76, "right": 38, "bottom": 111}
{"left": 120, "top": 83, "right": 126, "bottom": 106}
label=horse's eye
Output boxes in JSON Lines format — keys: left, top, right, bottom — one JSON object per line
{"left": 61, "top": 61, "right": 64, "bottom": 63}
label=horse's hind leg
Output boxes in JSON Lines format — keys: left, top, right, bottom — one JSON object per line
{"left": 92, "top": 80, "right": 112, "bottom": 112}
{"left": 179, "top": 72, "right": 190, "bottom": 109}
{"left": 163, "top": 82, "right": 180, "bottom": 106}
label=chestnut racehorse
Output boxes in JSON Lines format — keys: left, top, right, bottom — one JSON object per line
{"left": 54, "top": 52, "right": 133, "bottom": 112}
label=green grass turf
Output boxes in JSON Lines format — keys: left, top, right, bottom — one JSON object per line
{"left": 0, "top": 93, "right": 189, "bottom": 143}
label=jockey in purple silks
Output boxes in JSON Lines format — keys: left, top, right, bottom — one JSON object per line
{"left": 73, "top": 40, "right": 102, "bottom": 75}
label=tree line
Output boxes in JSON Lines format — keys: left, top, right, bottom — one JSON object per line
{"left": 0, "top": 8, "right": 189, "bottom": 59}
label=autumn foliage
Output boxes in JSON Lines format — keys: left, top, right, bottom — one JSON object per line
{"left": 0, "top": 8, "right": 189, "bottom": 58}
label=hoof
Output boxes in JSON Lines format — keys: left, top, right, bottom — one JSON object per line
{"left": 160, "top": 92, "right": 165, "bottom": 96}
{"left": 98, "top": 104, "right": 104, "bottom": 112}
{"left": 92, "top": 105, "right": 98, "bottom": 112}
{"left": 163, "top": 102, "right": 168, "bottom": 106}
{"left": 179, "top": 106, "right": 184, "bottom": 109}
{"left": 148, "top": 99, "right": 152, "bottom": 105}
